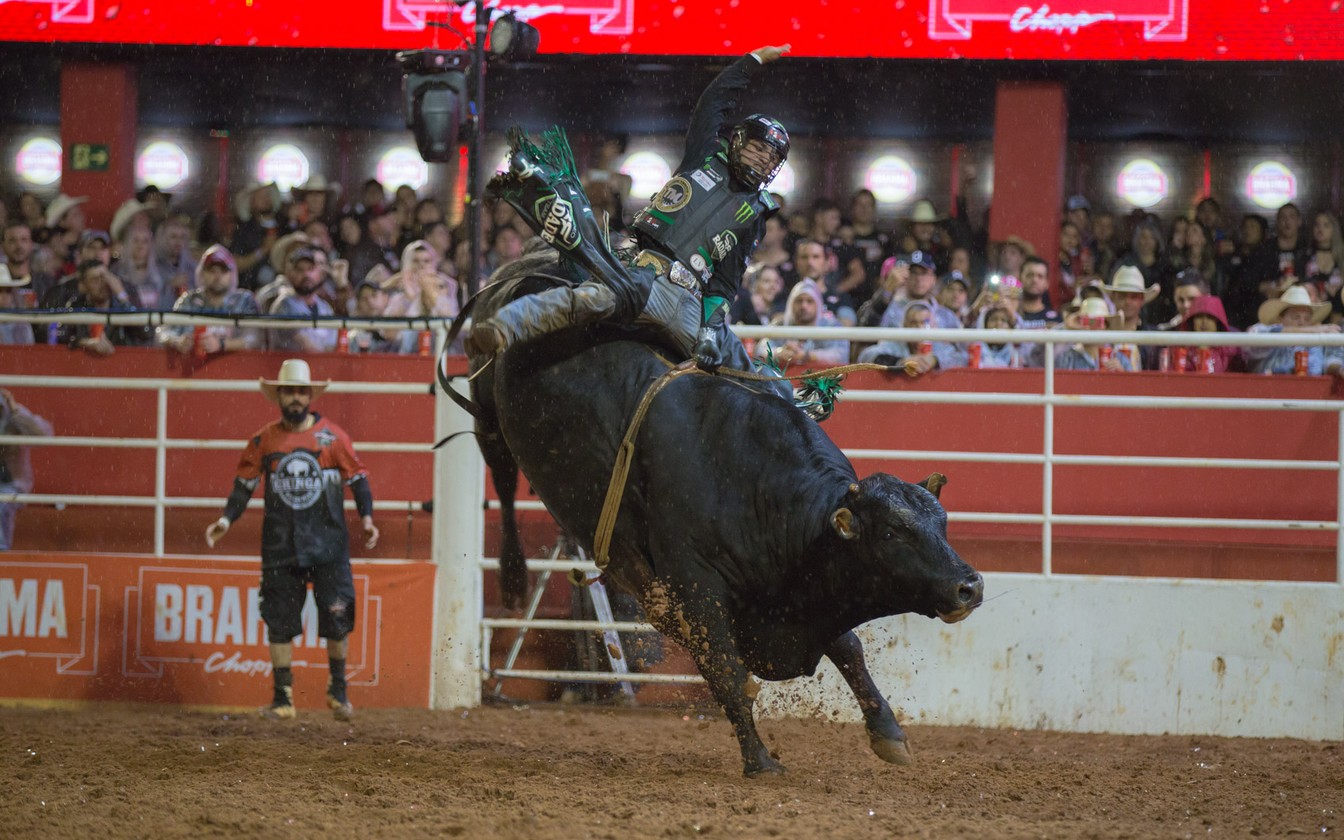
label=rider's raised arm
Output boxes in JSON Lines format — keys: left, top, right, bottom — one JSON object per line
{"left": 679, "top": 45, "right": 788, "bottom": 170}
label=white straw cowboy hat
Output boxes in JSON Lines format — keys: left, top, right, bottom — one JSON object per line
{"left": 292, "top": 174, "right": 342, "bottom": 198}
{"left": 1258, "top": 284, "right": 1331, "bottom": 325}
{"left": 1064, "top": 295, "right": 1123, "bottom": 330}
{"left": 110, "top": 199, "right": 151, "bottom": 242}
{"left": 269, "top": 231, "right": 314, "bottom": 273}
{"left": 906, "top": 199, "right": 945, "bottom": 223}
{"left": 234, "top": 181, "right": 281, "bottom": 223}
{"left": 44, "top": 193, "right": 89, "bottom": 229}
{"left": 0, "top": 264, "right": 30, "bottom": 288}
{"left": 1101, "top": 265, "right": 1160, "bottom": 304}
{"left": 259, "top": 359, "right": 330, "bottom": 402}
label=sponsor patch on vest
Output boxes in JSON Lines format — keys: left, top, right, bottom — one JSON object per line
{"left": 652, "top": 177, "right": 694, "bottom": 213}
{"left": 689, "top": 253, "right": 708, "bottom": 274}
{"left": 535, "top": 194, "right": 582, "bottom": 250}
{"left": 690, "top": 168, "right": 720, "bottom": 191}
{"left": 710, "top": 230, "right": 738, "bottom": 261}
{"left": 734, "top": 202, "right": 755, "bottom": 224}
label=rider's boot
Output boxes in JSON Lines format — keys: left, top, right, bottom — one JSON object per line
{"left": 471, "top": 282, "right": 619, "bottom": 356}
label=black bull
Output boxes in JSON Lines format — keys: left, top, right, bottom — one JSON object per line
{"left": 452, "top": 250, "right": 985, "bottom": 776}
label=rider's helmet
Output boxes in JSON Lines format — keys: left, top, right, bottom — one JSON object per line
{"left": 728, "top": 114, "right": 790, "bottom": 192}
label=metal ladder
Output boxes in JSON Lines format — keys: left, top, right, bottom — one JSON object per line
{"left": 491, "top": 533, "right": 636, "bottom": 701}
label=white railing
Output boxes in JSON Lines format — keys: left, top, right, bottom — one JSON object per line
{"left": 0, "top": 373, "right": 435, "bottom": 557}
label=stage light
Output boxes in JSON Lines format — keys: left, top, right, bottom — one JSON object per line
{"left": 489, "top": 13, "right": 541, "bottom": 60}
{"left": 398, "top": 49, "right": 470, "bottom": 164}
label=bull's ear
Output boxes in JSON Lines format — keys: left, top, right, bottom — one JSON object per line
{"left": 918, "top": 473, "right": 947, "bottom": 499}
{"left": 831, "top": 507, "right": 859, "bottom": 540}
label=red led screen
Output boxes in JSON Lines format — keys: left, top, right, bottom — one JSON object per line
{"left": 1, "top": 0, "right": 1341, "bottom": 60}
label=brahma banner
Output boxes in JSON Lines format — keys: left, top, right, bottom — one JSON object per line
{"left": 0, "top": 0, "right": 1340, "bottom": 60}
{"left": 0, "top": 553, "right": 436, "bottom": 710}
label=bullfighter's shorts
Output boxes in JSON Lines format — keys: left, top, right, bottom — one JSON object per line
{"left": 259, "top": 562, "right": 356, "bottom": 643}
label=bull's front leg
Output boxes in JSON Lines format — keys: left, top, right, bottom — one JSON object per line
{"left": 825, "top": 631, "right": 913, "bottom": 765}
{"left": 647, "top": 578, "right": 783, "bottom": 777}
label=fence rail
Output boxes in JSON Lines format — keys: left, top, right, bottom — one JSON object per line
{"left": 5, "top": 322, "right": 1344, "bottom": 697}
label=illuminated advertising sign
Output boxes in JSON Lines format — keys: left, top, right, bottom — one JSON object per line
{"left": 865, "top": 156, "right": 918, "bottom": 205}
{"left": 1245, "top": 161, "right": 1297, "bottom": 210}
{"left": 15, "top": 137, "right": 62, "bottom": 186}
{"left": 768, "top": 160, "right": 797, "bottom": 197}
{"left": 377, "top": 146, "right": 430, "bottom": 191}
{"left": 1115, "top": 158, "right": 1168, "bottom": 208}
{"left": 136, "top": 141, "right": 190, "bottom": 190}
{"left": 256, "top": 143, "right": 311, "bottom": 193}
{"left": 0, "top": 0, "right": 1341, "bottom": 59}
{"left": 619, "top": 151, "right": 672, "bottom": 203}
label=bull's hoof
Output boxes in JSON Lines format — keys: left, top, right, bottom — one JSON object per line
{"left": 743, "top": 752, "right": 787, "bottom": 777}
{"left": 870, "top": 735, "right": 914, "bottom": 766}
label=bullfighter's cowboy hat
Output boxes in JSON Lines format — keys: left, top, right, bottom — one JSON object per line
{"left": 1257, "top": 284, "right": 1331, "bottom": 326}
{"left": 260, "top": 359, "right": 330, "bottom": 402}
{"left": 1101, "top": 265, "right": 1160, "bottom": 304}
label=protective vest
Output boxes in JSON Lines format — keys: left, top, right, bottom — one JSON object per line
{"left": 632, "top": 143, "right": 778, "bottom": 301}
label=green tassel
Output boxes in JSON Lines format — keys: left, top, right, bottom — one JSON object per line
{"left": 794, "top": 372, "right": 846, "bottom": 422}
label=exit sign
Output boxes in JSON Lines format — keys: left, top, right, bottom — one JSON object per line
{"left": 70, "top": 144, "right": 110, "bottom": 172}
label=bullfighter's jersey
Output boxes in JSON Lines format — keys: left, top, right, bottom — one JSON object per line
{"left": 234, "top": 414, "right": 368, "bottom": 569}
{"left": 631, "top": 54, "right": 779, "bottom": 305}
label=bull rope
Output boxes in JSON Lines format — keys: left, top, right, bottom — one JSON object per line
{"left": 590, "top": 358, "right": 893, "bottom": 568}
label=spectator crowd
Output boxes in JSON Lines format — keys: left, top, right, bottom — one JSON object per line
{"left": 2, "top": 160, "right": 1343, "bottom": 377}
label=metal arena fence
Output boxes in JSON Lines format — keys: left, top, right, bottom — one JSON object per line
{"left": 3, "top": 310, "right": 1344, "bottom": 695}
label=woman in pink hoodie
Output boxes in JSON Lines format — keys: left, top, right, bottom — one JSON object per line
{"left": 1178, "top": 295, "right": 1245, "bottom": 373}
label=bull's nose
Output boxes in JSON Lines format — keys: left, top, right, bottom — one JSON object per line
{"left": 957, "top": 573, "right": 984, "bottom": 607}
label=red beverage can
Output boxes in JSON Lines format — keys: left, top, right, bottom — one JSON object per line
{"left": 1196, "top": 347, "right": 1213, "bottom": 373}
{"left": 1097, "top": 344, "right": 1113, "bottom": 368}
{"left": 419, "top": 330, "right": 433, "bottom": 357}
{"left": 192, "top": 325, "right": 207, "bottom": 359}
{"left": 917, "top": 340, "right": 933, "bottom": 356}
{"left": 968, "top": 343, "right": 982, "bottom": 369}
{"left": 1158, "top": 347, "right": 1171, "bottom": 372}
{"left": 1294, "top": 349, "right": 1309, "bottom": 375}
{"left": 337, "top": 328, "right": 350, "bottom": 353}
{"left": 89, "top": 323, "right": 105, "bottom": 340}
{"left": 1173, "top": 346, "right": 1188, "bottom": 373}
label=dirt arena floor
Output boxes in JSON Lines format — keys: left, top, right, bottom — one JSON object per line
{"left": 1, "top": 703, "right": 1337, "bottom": 839}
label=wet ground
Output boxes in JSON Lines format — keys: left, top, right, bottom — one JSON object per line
{"left": 1, "top": 703, "right": 1337, "bottom": 839}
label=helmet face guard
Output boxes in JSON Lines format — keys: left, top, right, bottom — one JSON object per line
{"left": 728, "top": 115, "right": 789, "bottom": 191}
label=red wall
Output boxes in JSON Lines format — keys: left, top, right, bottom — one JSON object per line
{"left": 3, "top": 347, "right": 1339, "bottom": 583}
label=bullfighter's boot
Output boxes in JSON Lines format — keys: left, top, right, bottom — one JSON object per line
{"left": 471, "top": 282, "right": 618, "bottom": 355}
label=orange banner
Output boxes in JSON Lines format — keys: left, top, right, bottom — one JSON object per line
{"left": 0, "top": 553, "right": 436, "bottom": 711}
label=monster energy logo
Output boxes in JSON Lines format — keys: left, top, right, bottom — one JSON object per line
{"left": 734, "top": 203, "right": 755, "bottom": 224}
{"left": 535, "top": 195, "right": 582, "bottom": 250}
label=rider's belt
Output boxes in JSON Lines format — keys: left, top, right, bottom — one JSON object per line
{"left": 634, "top": 249, "right": 701, "bottom": 298}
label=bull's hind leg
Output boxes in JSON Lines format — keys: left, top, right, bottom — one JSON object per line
{"left": 826, "top": 631, "right": 913, "bottom": 766}
{"left": 650, "top": 578, "right": 783, "bottom": 777}
{"left": 479, "top": 426, "right": 528, "bottom": 610}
